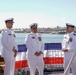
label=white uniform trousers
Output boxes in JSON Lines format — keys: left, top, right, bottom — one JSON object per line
{"left": 64, "top": 57, "right": 76, "bottom": 75}
{"left": 4, "top": 57, "right": 15, "bottom": 75}
{"left": 28, "top": 56, "right": 44, "bottom": 75}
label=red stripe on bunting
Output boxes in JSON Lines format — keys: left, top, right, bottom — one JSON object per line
{"left": 43, "top": 57, "right": 64, "bottom": 64}
{"left": 15, "top": 60, "right": 28, "bottom": 69}
{"left": 15, "top": 57, "right": 64, "bottom": 69}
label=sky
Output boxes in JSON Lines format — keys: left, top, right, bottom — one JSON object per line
{"left": 0, "top": 0, "right": 76, "bottom": 29}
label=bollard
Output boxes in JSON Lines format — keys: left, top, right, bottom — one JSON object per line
{"left": 22, "top": 70, "right": 25, "bottom": 75}
{"left": 35, "top": 69, "right": 39, "bottom": 75}
{"left": 18, "top": 69, "right": 22, "bottom": 75}
{"left": 27, "top": 70, "right": 30, "bottom": 75}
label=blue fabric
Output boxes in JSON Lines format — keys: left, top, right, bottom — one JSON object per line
{"left": 18, "top": 43, "right": 62, "bottom": 52}
{"left": 18, "top": 44, "right": 27, "bottom": 52}
{"left": 44, "top": 43, "right": 61, "bottom": 50}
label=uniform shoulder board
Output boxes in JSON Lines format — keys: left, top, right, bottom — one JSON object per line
{"left": 73, "top": 33, "right": 76, "bottom": 36}
{"left": 1, "top": 29, "right": 7, "bottom": 33}
{"left": 28, "top": 33, "right": 32, "bottom": 36}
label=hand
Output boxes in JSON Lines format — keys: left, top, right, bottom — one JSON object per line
{"left": 14, "top": 50, "right": 17, "bottom": 57}
{"left": 34, "top": 52, "right": 39, "bottom": 56}
{"left": 38, "top": 37, "right": 41, "bottom": 41}
{"left": 39, "top": 51, "right": 43, "bottom": 55}
{"left": 34, "top": 51, "right": 43, "bottom": 56}
{"left": 12, "top": 47, "right": 17, "bottom": 57}
{"left": 62, "top": 48, "right": 68, "bottom": 52}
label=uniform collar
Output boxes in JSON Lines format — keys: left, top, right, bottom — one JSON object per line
{"left": 31, "top": 32, "right": 37, "bottom": 34}
{"left": 6, "top": 28, "right": 12, "bottom": 31}
{"left": 69, "top": 32, "right": 74, "bottom": 35}
{"left": 7, "top": 28, "right": 11, "bottom": 30}
{"left": 67, "top": 32, "right": 74, "bottom": 35}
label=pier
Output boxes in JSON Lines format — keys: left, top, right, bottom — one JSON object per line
{"left": 0, "top": 27, "right": 75, "bottom": 34}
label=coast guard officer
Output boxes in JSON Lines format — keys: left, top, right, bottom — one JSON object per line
{"left": 62, "top": 23, "right": 76, "bottom": 75}
{"left": 25, "top": 23, "right": 44, "bottom": 75}
{"left": 1, "top": 18, "right": 18, "bottom": 75}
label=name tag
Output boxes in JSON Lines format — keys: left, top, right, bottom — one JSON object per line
{"left": 32, "top": 37, "right": 35, "bottom": 39}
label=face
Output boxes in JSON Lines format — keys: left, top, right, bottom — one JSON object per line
{"left": 31, "top": 27, "right": 38, "bottom": 33}
{"left": 66, "top": 26, "right": 74, "bottom": 33}
{"left": 6, "top": 22, "right": 13, "bottom": 29}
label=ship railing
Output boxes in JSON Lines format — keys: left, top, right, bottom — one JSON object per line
{"left": 14, "top": 43, "right": 64, "bottom": 75}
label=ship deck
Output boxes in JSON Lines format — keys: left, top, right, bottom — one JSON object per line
{"left": 44, "top": 72, "right": 72, "bottom": 75}
{"left": 0, "top": 43, "right": 74, "bottom": 75}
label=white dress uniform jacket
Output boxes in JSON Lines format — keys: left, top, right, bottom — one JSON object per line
{"left": 62, "top": 32, "right": 76, "bottom": 75}
{"left": 25, "top": 32, "right": 44, "bottom": 75}
{"left": 1, "top": 28, "right": 18, "bottom": 75}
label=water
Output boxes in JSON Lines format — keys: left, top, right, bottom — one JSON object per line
{"left": 0, "top": 33, "right": 64, "bottom": 51}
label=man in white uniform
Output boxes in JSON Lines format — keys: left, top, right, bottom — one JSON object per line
{"left": 1, "top": 18, "right": 18, "bottom": 75}
{"left": 62, "top": 23, "right": 76, "bottom": 75}
{"left": 25, "top": 23, "right": 44, "bottom": 75}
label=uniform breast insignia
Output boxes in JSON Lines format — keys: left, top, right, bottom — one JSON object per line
{"left": 64, "top": 37, "right": 68, "bottom": 41}
{"left": 32, "top": 37, "right": 35, "bottom": 39}
{"left": 69, "top": 38, "right": 72, "bottom": 42}
{"left": 8, "top": 34, "right": 12, "bottom": 35}
{"left": 64, "top": 37, "right": 67, "bottom": 39}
